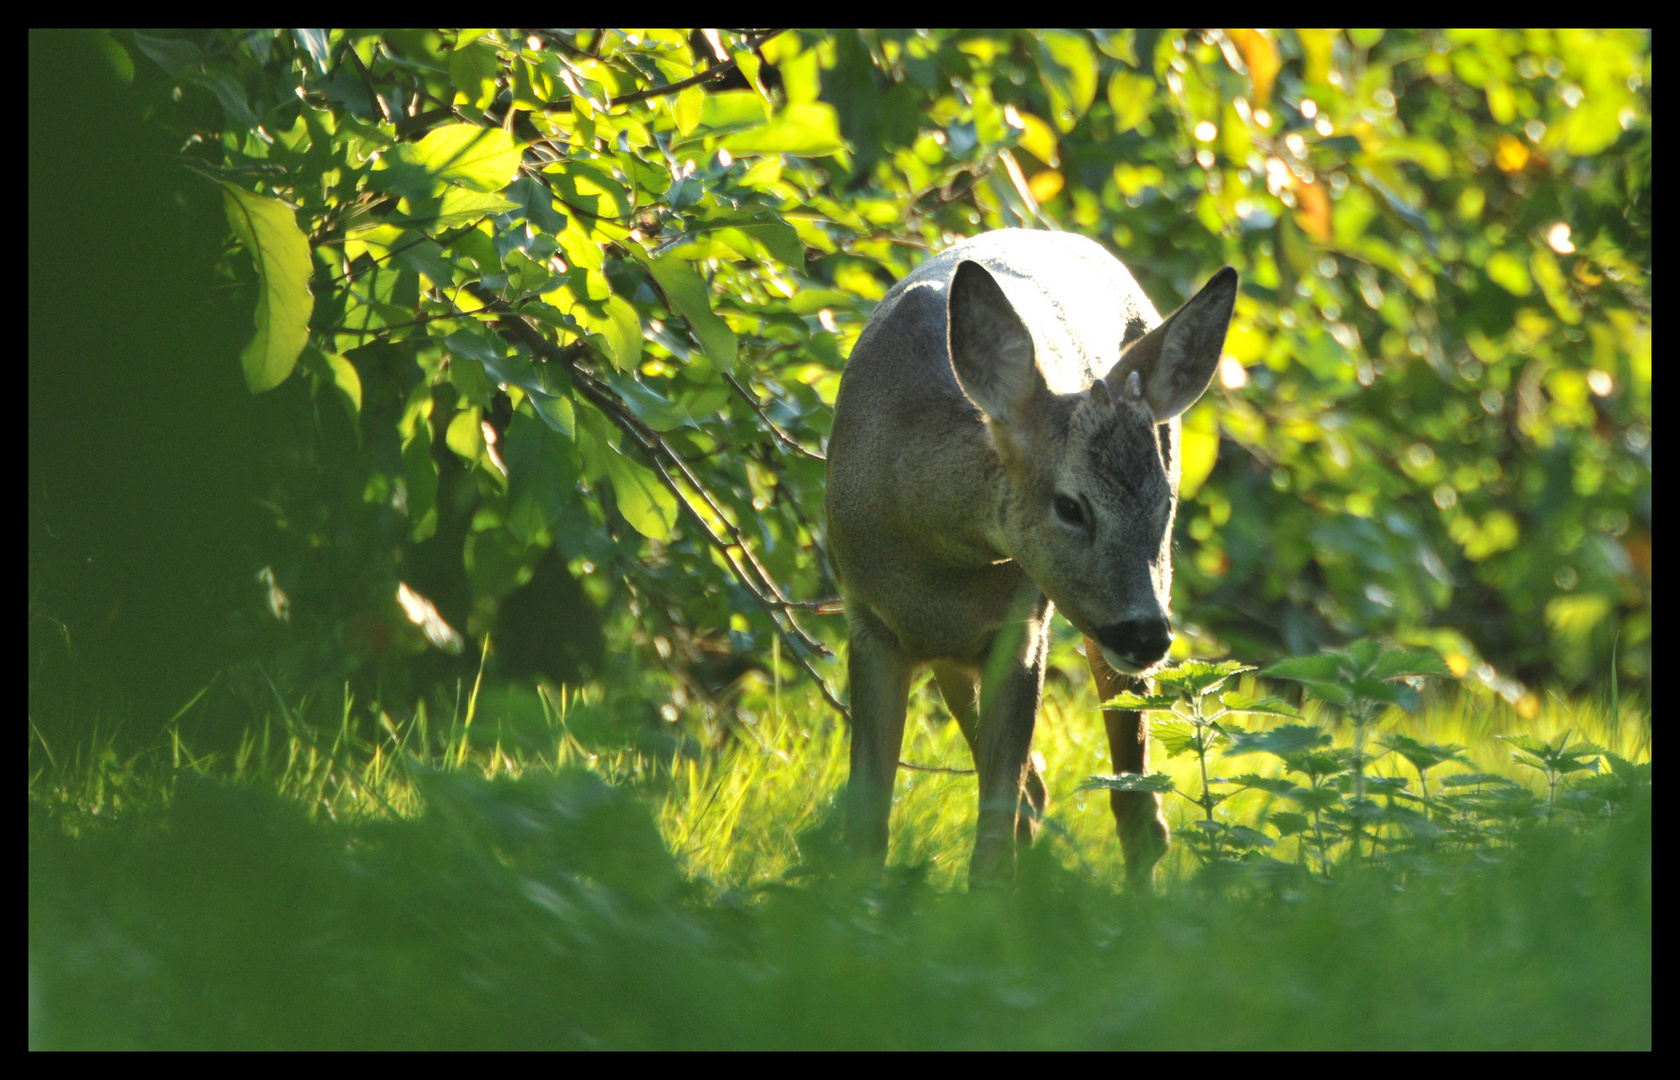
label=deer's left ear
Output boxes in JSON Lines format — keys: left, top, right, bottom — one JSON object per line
{"left": 1107, "top": 267, "right": 1238, "bottom": 421}
{"left": 947, "top": 260, "right": 1045, "bottom": 424}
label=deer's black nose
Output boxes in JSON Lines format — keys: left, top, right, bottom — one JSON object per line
{"left": 1096, "top": 617, "right": 1173, "bottom": 669}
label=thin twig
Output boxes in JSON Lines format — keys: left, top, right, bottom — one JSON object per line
{"left": 597, "top": 29, "right": 789, "bottom": 110}
{"left": 897, "top": 760, "right": 976, "bottom": 775}
{"left": 346, "top": 42, "right": 394, "bottom": 125}
{"left": 486, "top": 301, "right": 837, "bottom": 650}
{"left": 725, "top": 371, "right": 826, "bottom": 461}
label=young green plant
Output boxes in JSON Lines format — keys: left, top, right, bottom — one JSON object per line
{"left": 1261, "top": 641, "right": 1451, "bottom": 859}
{"left": 1079, "top": 659, "right": 1301, "bottom": 865}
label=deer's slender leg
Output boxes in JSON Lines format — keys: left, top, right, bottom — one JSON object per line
{"left": 1085, "top": 637, "right": 1170, "bottom": 884}
{"left": 933, "top": 661, "right": 1048, "bottom": 847}
{"left": 969, "top": 598, "right": 1051, "bottom": 884}
{"left": 843, "top": 607, "right": 914, "bottom": 862}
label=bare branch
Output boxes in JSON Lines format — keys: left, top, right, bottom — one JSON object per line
{"left": 724, "top": 371, "right": 826, "bottom": 462}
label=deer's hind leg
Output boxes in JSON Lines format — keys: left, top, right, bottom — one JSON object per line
{"left": 932, "top": 661, "right": 1047, "bottom": 847}
{"left": 843, "top": 607, "right": 915, "bottom": 862}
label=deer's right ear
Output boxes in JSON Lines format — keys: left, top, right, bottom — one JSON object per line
{"left": 948, "top": 260, "right": 1042, "bottom": 423}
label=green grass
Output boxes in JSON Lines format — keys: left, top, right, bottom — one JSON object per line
{"left": 27, "top": 659, "right": 1652, "bottom": 1048}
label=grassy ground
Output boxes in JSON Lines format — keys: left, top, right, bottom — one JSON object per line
{"left": 27, "top": 653, "right": 1652, "bottom": 1048}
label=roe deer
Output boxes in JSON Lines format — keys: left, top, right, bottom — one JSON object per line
{"left": 825, "top": 229, "right": 1236, "bottom": 884}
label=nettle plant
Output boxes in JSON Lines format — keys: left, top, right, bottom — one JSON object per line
{"left": 1083, "top": 642, "right": 1647, "bottom": 879}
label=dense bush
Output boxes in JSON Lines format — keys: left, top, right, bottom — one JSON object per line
{"left": 28, "top": 30, "right": 1651, "bottom": 747}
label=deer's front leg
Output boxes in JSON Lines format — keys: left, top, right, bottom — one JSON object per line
{"left": 969, "top": 600, "right": 1050, "bottom": 885}
{"left": 933, "top": 661, "right": 1048, "bottom": 847}
{"left": 843, "top": 608, "right": 914, "bottom": 862}
{"left": 1085, "top": 637, "right": 1170, "bottom": 885}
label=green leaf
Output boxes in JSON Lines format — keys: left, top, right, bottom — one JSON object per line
{"left": 673, "top": 84, "right": 705, "bottom": 136}
{"left": 1378, "top": 734, "right": 1467, "bottom": 772}
{"left": 1366, "top": 645, "right": 1453, "bottom": 680}
{"left": 1153, "top": 719, "right": 1198, "bottom": 758}
{"left": 375, "top": 124, "right": 522, "bottom": 199}
{"left": 1286, "top": 785, "right": 1343, "bottom": 813}
{"left": 578, "top": 295, "right": 641, "bottom": 371}
{"left": 1035, "top": 29, "right": 1099, "bottom": 132}
{"left": 429, "top": 188, "right": 522, "bottom": 231}
{"left": 722, "top": 103, "right": 847, "bottom": 157}
{"left": 1346, "top": 676, "right": 1403, "bottom": 705}
{"left": 1226, "top": 724, "right": 1333, "bottom": 758}
{"left": 1221, "top": 824, "right": 1276, "bottom": 850}
{"left": 1485, "top": 251, "right": 1532, "bottom": 296}
{"left": 733, "top": 49, "right": 774, "bottom": 113}
{"left": 1078, "top": 773, "right": 1177, "bottom": 794}
{"left": 1281, "top": 750, "right": 1353, "bottom": 780}
{"left": 1218, "top": 692, "right": 1302, "bottom": 719}
{"left": 603, "top": 446, "right": 678, "bottom": 540}
{"left": 1603, "top": 753, "right": 1652, "bottom": 785}
{"left": 443, "top": 330, "right": 575, "bottom": 436}
{"left": 195, "top": 72, "right": 263, "bottom": 130}
{"left": 386, "top": 233, "right": 456, "bottom": 289}
{"left": 507, "top": 176, "right": 568, "bottom": 235}
{"left": 445, "top": 406, "right": 484, "bottom": 462}
{"left": 1260, "top": 654, "right": 1345, "bottom": 683}
{"left": 1234, "top": 774, "right": 1298, "bottom": 794}
{"left": 130, "top": 31, "right": 201, "bottom": 77}
{"left": 324, "top": 352, "right": 362, "bottom": 415}
{"left": 604, "top": 374, "right": 692, "bottom": 432}
{"left": 637, "top": 251, "right": 738, "bottom": 373}
{"left": 1266, "top": 812, "right": 1311, "bottom": 837}
{"left": 222, "top": 185, "right": 314, "bottom": 393}
{"left": 1150, "top": 659, "right": 1253, "bottom": 698}
{"left": 699, "top": 90, "right": 773, "bottom": 132}
{"left": 694, "top": 211, "right": 806, "bottom": 268}
{"left": 450, "top": 43, "right": 500, "bottom": 111}
{"left": 402, "top": 420, "right": 438, "bottom": 542}
{"left": 547, "top": 160, "right": 632, "bottom": 220}
{"left": 503, "top": 411, "right": 578, "bottom": 545}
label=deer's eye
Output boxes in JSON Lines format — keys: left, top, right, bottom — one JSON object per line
{"left": 1053, "top": 494, "right": 1086, "bottom": 527}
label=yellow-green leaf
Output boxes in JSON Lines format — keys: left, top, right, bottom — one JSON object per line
{"left": 325, "top": 352, "right": 362, "bottom": 414}
{"left": 733, "top": 50, "right": 773, "bottom": 117}
{"left": 637, "top": 251, "right": 737, "bottom": 373}
{"left": 389, "top": 124, "right": 522, "bottom": 195}
{"left": 587, "top": 295, "right": 643, "bottom": 371}
{"left": 604, "top": 447, "right": 678, "bottom": 540}
{"left": 673, "top": 84, "right": 705, "bottom": 136}
{"left": 546, "top": 159, "right": 632, "bottom": 220}
{"left": 223, "top": 185, "right": 314, "bottom": 393}
{"left": 721, "top": 103, "right": 846, "bottom": 157}
{"left": 449, "top": 43, "right": 499, "bottom": 111}
{"left": 446, "top": 406, "right": 484, "bottom": 461}
{"left": 1036, "top": 29, "right": 1098, "bottom": 132}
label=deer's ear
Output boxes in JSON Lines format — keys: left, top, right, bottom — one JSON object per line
{"left": 948, "top": 260, "right": 1044, "bottom": 423}
{"left": 1108, "top": 266, "right": 1238, "bottom": 421}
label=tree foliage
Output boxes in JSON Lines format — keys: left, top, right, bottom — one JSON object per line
{"left": 73, "top": 28, "right": 1651, "bottom": 718}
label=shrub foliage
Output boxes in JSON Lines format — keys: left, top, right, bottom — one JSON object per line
{"left": 51, "top": 28, "right": 1653, "bottom": 720}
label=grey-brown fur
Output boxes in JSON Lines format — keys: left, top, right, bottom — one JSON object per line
{"left": 826, "top": 229, "right": 1236, "bottom": 884}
